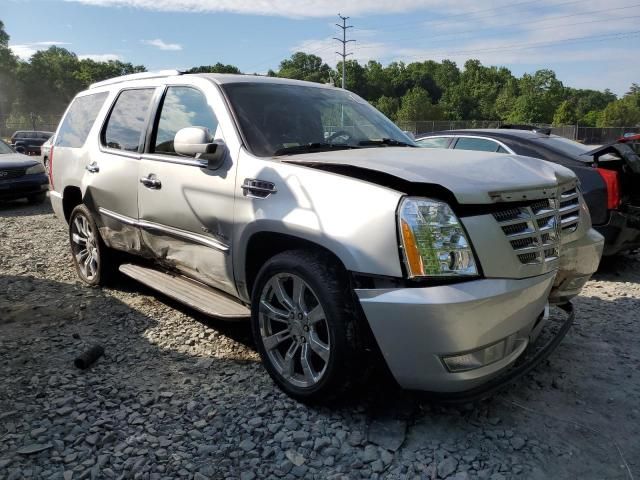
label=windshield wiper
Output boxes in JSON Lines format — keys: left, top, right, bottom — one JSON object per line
{"left": 358, "top": 138, "right": 415, "bottom": 147}
{"left": 273, "top": 143, "right": 360, "bottom": 156}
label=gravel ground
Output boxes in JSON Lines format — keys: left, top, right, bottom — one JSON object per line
{"left": 1, "top": 198, "right": 639, "bottom": 480}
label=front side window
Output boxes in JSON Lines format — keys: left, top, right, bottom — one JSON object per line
{"left": 222, "top": 82, "right": 415, "bottom": 157}
{"left": 153, "top": 86, "right": 219, "bottom": 155}
{"left": 103, "top": 89, "right": 154, "bottom": 152}
{"left": 417, "top": 137, "right": 452, "bottom": 149}
{"left": 57, "top": 92, "right": 108, "bottom": 148}
{"left": 453, "top": 137, "right": 500, "bottom": 153}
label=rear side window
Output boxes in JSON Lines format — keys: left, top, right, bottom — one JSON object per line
{"left": 453, "top": 137, "right": 500, "bottom": 153}
{"left": 103, "top": 89, "right": 154, "bottom": 152}
{"left": 417, "top": 137, "right": 452, "bottom": 149}
{"left": 57, "top": 93, "right": 108, "bottom": 148}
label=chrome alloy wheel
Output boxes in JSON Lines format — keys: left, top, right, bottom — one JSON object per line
{"left": 70, "top": 213, "right": 99, "bottom": 281}
{"left": 259, "top": 273, "right": 331, "bottom": 388}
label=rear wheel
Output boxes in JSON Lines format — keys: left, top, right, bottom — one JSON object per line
{"left": 68, "top": 204, "right": 116, "bottom": 286}
{"left": 251, "top": 249, "right": 364, "bottom": 403}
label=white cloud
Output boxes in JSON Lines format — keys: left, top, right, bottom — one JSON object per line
{"left": 78, "top": 53, "right": 122, "bottom": 61}
{"left": 63, "top": 0, "right": 516, "bottom": 18}
{"left": 9, "top": 41, "right": 70, "bottom": 59}
{"left": 142, "top": 38, "right": 183, "bottom": 51}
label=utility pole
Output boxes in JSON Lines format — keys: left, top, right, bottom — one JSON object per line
{"left": 334, "top": 14, "right": 354, "bottom": 89}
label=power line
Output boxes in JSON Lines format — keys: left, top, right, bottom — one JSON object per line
{"left": 334, "top": 14, "right": 355, "bottom": 89}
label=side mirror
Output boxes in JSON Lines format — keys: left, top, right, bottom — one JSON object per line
{"left": 174, "top": 126, "right": 226, "bottom": 170}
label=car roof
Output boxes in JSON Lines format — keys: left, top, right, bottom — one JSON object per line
{"left": 89, "top": 70, "right": 340, "bottom": 91}
{"left": 419, "top": 129, "right": 551, "bottom": 140}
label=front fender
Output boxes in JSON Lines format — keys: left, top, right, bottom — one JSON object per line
{"left": 232, "top": 151, "right": 405, "bottom": 300}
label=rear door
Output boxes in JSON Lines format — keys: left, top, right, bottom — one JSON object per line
{"left": 137, "top": 82, "right": 238, "bottom": 296}
{"left": 85, "top": 87, "right": 156, "bottom": 253}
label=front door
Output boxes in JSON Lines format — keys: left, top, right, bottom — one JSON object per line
{"left": 84, "top": 87, "right": 156, "bottom": 253}
{"left": 137, "top": 84, "right": 238, "bottom": 296}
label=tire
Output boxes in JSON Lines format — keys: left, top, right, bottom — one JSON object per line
{"left": 251, "top": 249, "right": 365, "bottom": 403}
{"left": 68, "top": 204, "right": 116, "bottom": 286}
{"left": 27, "top": 192, "right": 47, "bottom": 204}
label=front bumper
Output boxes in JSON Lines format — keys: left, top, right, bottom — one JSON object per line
{"left": 356, "top": 271, "right": 556, "bottom": 392}
{"left": 596, "top": 209, "right": 640, "bottom": 256}
{"left": 0, "top": 174, "right": 49, "bottom": 201}
{"left": 550, "top": 227, "right": 604, "bottom": 304}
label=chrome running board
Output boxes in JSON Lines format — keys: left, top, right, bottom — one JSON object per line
{"left": 119, "top": 264, "right": 250, "bottom": 320}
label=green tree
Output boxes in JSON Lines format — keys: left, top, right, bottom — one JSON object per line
{"left": 74, "top": 59, "right": 146, "bottom": 86}
{"left": 598, "top": 94, "right": 640, "bottom": 127}
{"left": 396, "top": 87, "right": 442, "bottom": 121}
{"left": 16, "top": 47, "right": 84, "bottom": 114}
{"left": 187, "top": 63, "right": 240, "bottom": 74}
{"left": 552, "top": 100, "right": 577, "bottom": 125}
{"left": 277, "top": 52, "right": 331, "bottom": 83}
{"left": 373, "top": 95, "right": 400, "bottom": 120}
{"left": 626, "top": 83, "right": 640, "bottom": 96}
{"left": 0, "top": 20, "right": 18, "bottom": 117}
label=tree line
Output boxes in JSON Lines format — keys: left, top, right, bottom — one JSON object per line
{"left": 1, "top": 20, "right": 639, "bottom": 128}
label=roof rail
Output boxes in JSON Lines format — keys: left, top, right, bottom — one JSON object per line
{"left": 499, "top": 124, "right": 551, "bottom": 135}
{"left": 89, "top": 69, "right": 182, "bottom": 89}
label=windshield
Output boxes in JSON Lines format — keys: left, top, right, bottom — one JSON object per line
{"left": 0, "top": 140, "right": 14, "bottom": 154}
{"left": 537, "top": 135, "right": 594, "bottom": 158}
{"left": 222, "top": 82, "right": 415, "bottom": 157}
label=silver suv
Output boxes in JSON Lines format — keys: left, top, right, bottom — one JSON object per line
{"left": 49, "top": 71, "right": 603, "bottom": 402}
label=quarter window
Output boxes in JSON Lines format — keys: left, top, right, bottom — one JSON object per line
{"left": 153, "top": 87, "right": 219, "bottom": 155}
{"left": 453, "top": 137, "right": 500, "bottom": 153}
{"left": 57, "top": 93, "right": 108, "bottom": 148}
{"left": 103, "top": 89, "right": 154, "bottom": 152}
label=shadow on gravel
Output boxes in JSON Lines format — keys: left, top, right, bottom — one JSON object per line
{"left": 109, "top": 272, "right": 257, "bottom": 351}
{"left": 1, "top": 263, "right": 638, "bottom": 479}
{"left": 594, "top": 251, "right": 640, "bottom": 282}
{"left": 0, "top": 198, "right": 53, "bottom": 217}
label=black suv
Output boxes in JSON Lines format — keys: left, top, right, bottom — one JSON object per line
{"left": 10, "top": 130, "right": 55, "bottom": 155}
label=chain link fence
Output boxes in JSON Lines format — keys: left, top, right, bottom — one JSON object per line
{"left": 0, "top": 114, "right": 63, "bottom": 141}
{"left": 2, "top": 114, "right": 638, "bottom": 146}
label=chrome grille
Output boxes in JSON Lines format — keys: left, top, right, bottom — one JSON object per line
{"left": 0, "top": 168, "right": 26, "bottom": 180}
{"left": 558, "top": 188, "right": 580, "bottom": 233}
{"left": 493, "top": 198, "right": 561, "bottom": 265}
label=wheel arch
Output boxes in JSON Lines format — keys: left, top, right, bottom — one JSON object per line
{"left": 241, "top": 231, "right": 349, "bottom": 302}
{"left": 62, "top": 185, "right": 83, "bottom": 222}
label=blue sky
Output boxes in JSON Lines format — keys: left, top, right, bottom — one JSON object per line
{"left": 3, "top": 0, "right": 639, "bottom": 96}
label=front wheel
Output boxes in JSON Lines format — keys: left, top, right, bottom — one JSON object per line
{"left": 68, "top": 204, "right": 115, "bottom": 286}
{"left": 251, "top": 250, "right": 365, "bottom": 403}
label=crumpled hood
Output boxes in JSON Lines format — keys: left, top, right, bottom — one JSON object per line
{"left": 0, "top": 153, "right": 39, "bottom": 169}
{"left": 283, "top": 147, "right": 576, "bottom": 204}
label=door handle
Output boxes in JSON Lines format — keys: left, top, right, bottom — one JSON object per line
{"left": 140, "top": 174, "right": 162, "bottom": 189}
{"left": 85, "top": 162, "right": 99, "bottom": 173}
{"left": 241, "top": 178, "right": 277, "bottom": 198}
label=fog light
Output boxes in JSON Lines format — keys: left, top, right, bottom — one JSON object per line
{"left": 442, "top": 337, "right": 517, "bottom": 373}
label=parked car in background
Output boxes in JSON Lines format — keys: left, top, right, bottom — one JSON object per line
{"left": 41, "top": 136, "right": 54, "bottom": 172}
{"left": 0, "top": 139, "right": 49, "bottom": 204}
{"left": 417, "top": 127, "right": 640, "bottom": 256}
{"left": 50, "top": 71, "right": 602, "bottom": 402}
{"left": 10, "top": 130, "right": 55, "bottom": 155}
{"left": 618, "top": 133, "right": 640, "bottom": 155}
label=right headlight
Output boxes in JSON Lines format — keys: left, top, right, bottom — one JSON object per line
{"left": 398, "top": 197, "right": 478, "bottom": 278}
